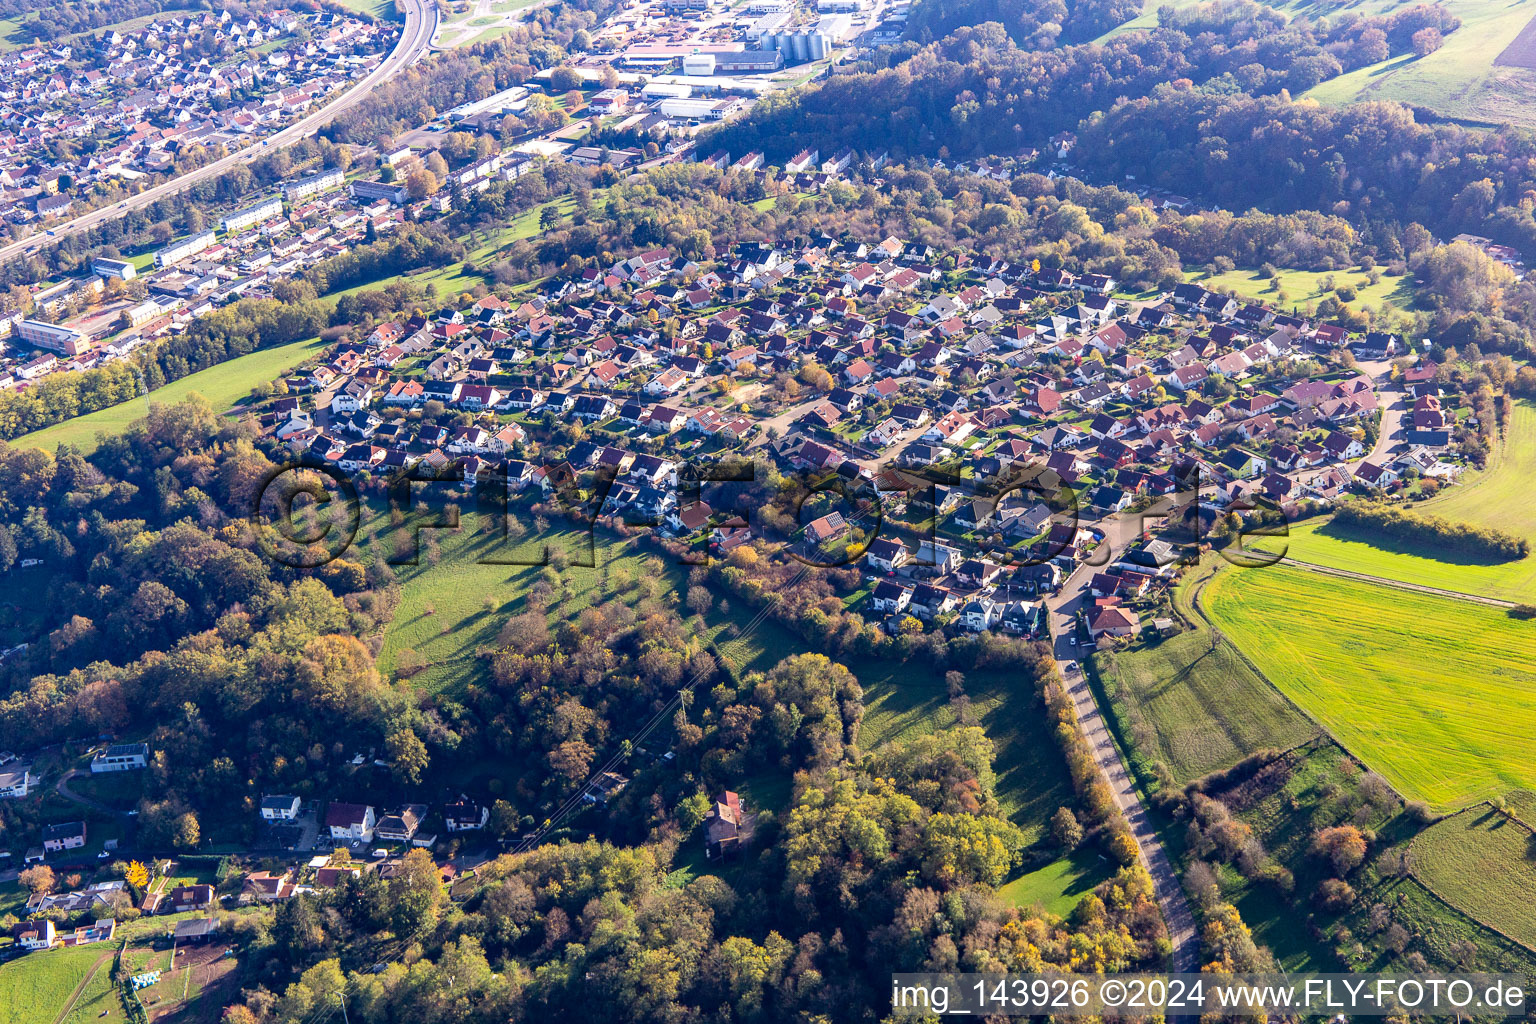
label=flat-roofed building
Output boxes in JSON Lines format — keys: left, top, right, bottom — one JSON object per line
{"left": 91, "top": 256, "right": 137, "bottom": 280}
{"left": 221, "top": 196, "right": 284, "bottom": 233}
{"left": 18, "top": 318, "right": 87, "bottom": 355}
{"left": 154, "top": 230, "right": 216, "bottom": 268}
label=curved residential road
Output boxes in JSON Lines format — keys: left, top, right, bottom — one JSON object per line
{"left": 1044, "top": 510, "right": 1201, "bottom": 973}
{"left": 1352, "top": 358, "right": 1406, "bottom": 470}
{"left": 55, "top": 768, "right": 124, "bottom": 816}
{"left": 0, "top": 0, "right": 437, "bottom": 268}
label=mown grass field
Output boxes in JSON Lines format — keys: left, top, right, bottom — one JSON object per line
{"left": 332, "top": 0, "right": 401, "bottom": 19}
{"left": 860, "top": 656, "right": 1094, "bottom": 909}
{"left": 322, "top": 195, "right": 586, "bottom": 309}
{"left": 367, "top": 510, "right": 683, "bottom": 692}
{"left": 1202, "top": 565, "right": 1536, "bottom": 809}
{"left": 59, "top": 952, "right": 120, "bottom": 1024}
{"left": 366, "top": 499, "right": 796, "bottom": 695}
{"left": 856, "top": 652, "right": 1094, "bottom": 916}
{"left": 1184, "top": 265, "right": 1412, "bottom": 312}
{"left": 1414, "top": 400, "right": 1536, "bottom": 540}
{"left": 1413, "top": 793, "right": 1536, "bottom": 949}
{"left": 997, "top": 850, "right": 1114, "bottom": 917}
{"left": 859, "top": 659, "right": 1075, "bottom": 847}
{"left": 15, "top": 336, "right": 326, "bottom": 455}
{"left": 1269, "top": 517, "right": 1536, "bottom": 603}
{"left": 1092, "top": 618, "right": 1318, "bottom": 784}
{"left": 1304, "top": 0, "right": 1536, "bottom": 128}
{"left": 0, "top": 944, "right": 114, "bottom": 1024}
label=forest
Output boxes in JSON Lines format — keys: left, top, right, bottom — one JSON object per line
{"left": 712, "top": 2, "right": 1458, "bottom": 167}
{"left": 0, "top": 398, "right": 1197, "bottom": 1022}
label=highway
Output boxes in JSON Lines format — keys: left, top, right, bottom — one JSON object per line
{"left": 0, "top": 0, "right": 437, "bottom": 269}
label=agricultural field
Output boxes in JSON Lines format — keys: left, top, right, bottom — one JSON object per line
{"left": 1412, "top": 401, "right": 1536, "bottom": 541}
{"left": 1304, "top": 0, "right": 1536, "bottom": 128}
{"left": 1201, "top": 564, "right": 1536, "bottom": 809}
{"left": 1263, "top": 517, "right": 1536, "bottom": 603}
{"left": 1183, "top": 265, "right": 1412, "bottom": 312}
{"left": 1413, "top": 793, "right": 1536, "bottom": 949}
{"left": 1092, "top": 614, "right": 1319, "bottom": 785}
{"left": 15, "top": 336, "right": 326, "bottom": 455}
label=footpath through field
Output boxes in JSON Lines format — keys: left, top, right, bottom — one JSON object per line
{"left": 1276, "top": 557, "right": 1518, "bottom": 608}
{"left": 49, "top": 951, "right": 114, "bottom": 1024}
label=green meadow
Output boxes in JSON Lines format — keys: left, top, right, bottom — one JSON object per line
{"left": 15, "top": 337, "right": 326, "bottom": 455}
{"left": 1413, "top": 793, "right": 1536, "bottom": 949}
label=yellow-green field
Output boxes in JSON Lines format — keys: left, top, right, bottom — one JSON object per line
{"left": 1413, "top": 793, "right": 1536, "bottom": 949}
{"left": 1202, "top": 564, "right": 1536, "bottom": 809}
{"left": 1413, "top": 400, "right": 1536, "bottom": 540}
{"left": 998, "top": 851, "right": 1113, "bottom": 917}
{"left": 1184, "top": 265, "right": 1412, "bottom": 312}
{"left": 1304, "top": 0, "right": 1536, "bottom": 128}
{"left": 369, "top": 514, "right": 678, "bottom": 692}
{"left": 16, "top": 336, "right": 326, "bottom": 455}
{"left": 1270, "top": 518, "right": 1536, "bottom": 603}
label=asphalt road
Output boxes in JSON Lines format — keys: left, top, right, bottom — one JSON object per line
{"left": 0, "top": 0, "right": 437, "bottom": 268}
{"left": 1044, "top": 509, "right": 1201, "bottom": 973}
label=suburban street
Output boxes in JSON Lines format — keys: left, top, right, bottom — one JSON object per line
{"left": 0, "top": 0, "right": 438, "bottom": 268}
{"left": 1045, "top": 511, "right": 1200, "bottom": 973}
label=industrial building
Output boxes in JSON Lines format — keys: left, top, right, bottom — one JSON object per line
{"left": 642, "top": 81, "right": 693, "bottom": 100}
{"left": 713, "top": 49, "right": 783, "bottom": 73}
{"left": 18, "top": 319, "right": 88, "bottom": 355}
{"left": 283, "top": 167, "right": 344, "bottom": 201}
{"left": 220, "top": 196, "right": 283, "bottom": 234}
{"left": 445, "top": 85, "right": 530, "bottom": 122}
{"left": 154, "top": 230, "right": 216, "bottom": 268}
{"left": 90, "top": 256, "right": 136, "bottom": 281}
{"left": 745, "top": 10, "right": 793, "bottom": 40}
{"left": 816, "top": 0, "right": 864, "bottom": 11}
{"left": 657, "top": 97, "right": 745, "bottom": 120}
